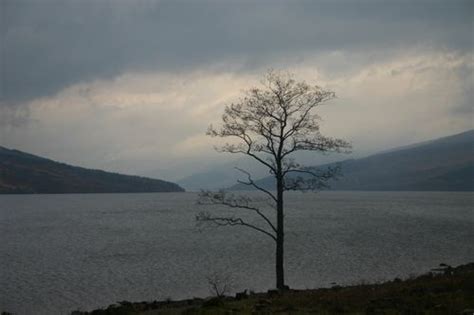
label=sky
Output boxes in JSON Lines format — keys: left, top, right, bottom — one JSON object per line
{"left": 1, "top": 0, "right": 473, "bottom": 181}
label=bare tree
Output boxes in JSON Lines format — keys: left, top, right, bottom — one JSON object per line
{"left": 197, "top": 70, "right": 350, "bottom": 291}
{"left": 206, "top": 271, "right": 234, "bottom": 298}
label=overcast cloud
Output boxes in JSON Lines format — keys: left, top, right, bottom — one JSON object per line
{"left": 1, "top": 0, "right": 473, "bottom": 180}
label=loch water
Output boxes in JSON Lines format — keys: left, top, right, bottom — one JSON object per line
{"left": 1, "top": 191, "right": 473, "bottom": 314}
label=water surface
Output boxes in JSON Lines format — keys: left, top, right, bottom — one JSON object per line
{"left": 1, "top": 191, "right": 473, "bottom": 314}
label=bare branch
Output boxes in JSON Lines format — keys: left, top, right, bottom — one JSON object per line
{"left": 235, "top": 167, "right": 277, "bottom": 203}
{"left": 198, "top": 190, "right": 277, "bottom": 233}
{"left": 196, "top": 211, "right": 276, "bottom": 241}
{"left": 283, "top": 165, "right": 342, "bottom": 191}
{"left": 206, "top": 272, "right": 234, "bottom": 297}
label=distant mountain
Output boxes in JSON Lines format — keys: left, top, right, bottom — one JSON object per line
{"left": 0, "top": 147, "right": 185, "bottom": 194}
{"left": 231, "top": 129, "right": 474, "bottom": 191}
{"left": 177, "top": 166, "right": 247, "bottom": 191}
{"left": 177, "top": 153, "right": 346, "bottom": 191}
{"left": 176, "top": 157, "right": 270, "bottom": 191}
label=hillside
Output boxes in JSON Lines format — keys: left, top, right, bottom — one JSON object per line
{"left": 0, "top": 147, "right": 185, "bottom": 194}
{"left": 176, "top": 153, "right": 345, "bottom": 191}
{"left": 176, "top": 157, "right": 271, "bottom": 191}
{"left": 232, "top": 129, "right": 474, "bottom": 191}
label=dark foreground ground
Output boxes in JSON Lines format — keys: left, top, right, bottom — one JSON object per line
{"left": 19, "top": 263, "right": 474, "bottom": 315}
{"left": 67, "top": 263, "right": 474, "bottom": 315}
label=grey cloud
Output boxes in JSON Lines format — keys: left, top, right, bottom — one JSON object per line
{"left": 452, "top": 63, "right": 474, "bottom": 115}
{"left": 1, "top": 0, "right": 473, "bottom": 105}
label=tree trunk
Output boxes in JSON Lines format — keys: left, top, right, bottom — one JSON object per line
{"left": 276, "top": 176, "right": 285, "bottom": 290}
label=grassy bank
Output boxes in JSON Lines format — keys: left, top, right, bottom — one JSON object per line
{"left": 70, "top": 263, "right": 474, "bottom": 315}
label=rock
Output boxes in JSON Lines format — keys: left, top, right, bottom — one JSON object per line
{"left": 235, "top": 289, "right": 248, "bottom": 300}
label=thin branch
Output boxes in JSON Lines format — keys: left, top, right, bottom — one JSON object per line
{"left": 282, "top": 165, "right": 341, "bottom": 191}
{"left": 198, "top": 190, "right": 277, "bottom": 233}
{"left": 196, "top": 212, "right": 276, "bottom": 241}
{"left": 235, "top": 167, "right": 277, "bottom": 203}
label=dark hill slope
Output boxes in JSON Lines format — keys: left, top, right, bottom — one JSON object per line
{"left": 232, "top": 129, "right": 474, "bottom": 191}
{"left": 0, "top": 147, "right": 184, "bottom": 194}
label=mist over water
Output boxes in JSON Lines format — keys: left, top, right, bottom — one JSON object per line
{"left": 1, "top": 191, "right": 473, "bottom": 314}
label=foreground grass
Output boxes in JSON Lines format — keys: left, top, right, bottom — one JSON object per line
{"left": 72, "top": 263, "right": 474, "bottom": 315}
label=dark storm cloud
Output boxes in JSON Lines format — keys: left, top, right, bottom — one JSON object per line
{"left": 1, "top": 0, "right": 472, "bottom": 105}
